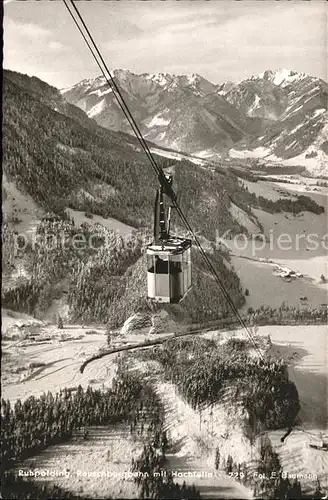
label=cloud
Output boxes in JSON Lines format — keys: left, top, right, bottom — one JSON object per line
{"left": 112, "top": 20, "right": 144, "bottom": 40}
{"left": 15, "top": 21, "right": 51, "bottom": 39}
{"left": 3, "top": 0, "right": 326, "bottom": 89}
{"left": 163, "top": 19, "right": 219, "bottom": 35}
{"left": 5, "top": 19, "right": 65, "bottom": 54}
{"left": 48, "top": 41, "right": 65, "bottom": 51}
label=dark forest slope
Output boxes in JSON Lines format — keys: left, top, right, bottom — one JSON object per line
{"left": 3, "top": 69, "right": 250, "bottom": 237}
{"left": 2, "top": 70, "right": 248, "bottom": 325}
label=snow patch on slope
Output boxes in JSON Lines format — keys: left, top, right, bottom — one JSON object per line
{"left": 251, "top": 69, "right": 305, "bottom": 87}
{"left": 149, "top": 147, "right": 206, "bottom": 166}
{"left": 61, "top": 76, "right": 106, "bottom": 95}
{"left": 186, "top": 73, "right": 201, "bottom": 86}
{"left": 147, "top": 73, "right": 171, "bottom": 87}
{"left": 157, "top": 132, "right": 166, "bottom": 141}
{"left": 313, "top": 108, "right": 326, "bottom": 118}
{"left": 229, "top": 147, "right": 271, "bottom": 159}
{"left": 87, "top": 99, "right": 106, "bottom": 118}
{"left": 289, "top": 123, "right": 304, "bottom": 135}
{"left": 272, "top": 69, "right": 303, "bottom": 87}
{"left": 195, "top": 149, "right": 218, "bottom": 159}
{"left": 89, "top": 88, "right": 112, "bottom": 97}
{"left": 147, "top": 113, "right": 171, "bottom": 128}
{"left": 282, "top": 105, "right": 303, "bottom": 120}
{"left": 249, "top": 94, "right": 261, "bottom": 115}
{"left": 265, "top": 150, "right": 327, "bottom": 176}
{"left": 266, "top": 112, "right": 328, "bottom": 176}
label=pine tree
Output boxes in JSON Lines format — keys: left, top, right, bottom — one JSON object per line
{"left": 314, "top": 478, "right": 322, "bottom": 499}
{"left": 57, "top": 315, "right": 63, "bottom": 329}
{"left": 215, "top": 446, "right": 220, "bottom": 469}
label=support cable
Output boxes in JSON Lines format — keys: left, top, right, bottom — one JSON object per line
{"left": 63, "top": 0, "right": 263, "bottom": 359}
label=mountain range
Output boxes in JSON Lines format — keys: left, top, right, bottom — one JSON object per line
{"left": 3, "top": 69, "right": 251, "bottom": 234}
{"left": 2, "top": 69, "right": 326, "bottom": 327}
{"left": 62, "top": 68, "right": 328, "bottom": 176}
{"left": 2, "top": 69, "right": 251, "bottom": 324}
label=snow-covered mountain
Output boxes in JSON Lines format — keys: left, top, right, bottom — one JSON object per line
{"left": 62, "top": 69, "right": 328, "bottom": 176}
{"left": 224, "top": 69, "right": 326, "bottom": 120}
{"left": 225, "top": 69, "right": 328, "bottom": 175}
{"left": 61, "top": 69, "right": 263, "bottom": 154}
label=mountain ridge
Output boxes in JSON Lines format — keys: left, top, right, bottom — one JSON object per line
{"left": 3, "top": 69, "right": 326, "bottom": 328}
{"left": 62, "top": 68, "right": 327, "bottom": 176}
{"left": 3, "top": 69, "right": 252, "bottom": 324}
{"left": 61, "top": 68, "right": 265, "bottom": 155}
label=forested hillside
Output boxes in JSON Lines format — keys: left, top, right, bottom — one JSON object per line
{"left": 3, "top": 69, "right": 249, "bottom": 236}
{"left": 1, "top": 70, "right": 250, "bottom": 325}
{"left": 4, "top": 70, "right": 322, "bottom": 237}
{"left": 2, "top": 218, "right": 245, "bottom": 325}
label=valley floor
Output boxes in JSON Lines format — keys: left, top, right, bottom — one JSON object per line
{"left": 2, "top": 312, "right": 327, "bottom": 499}
{"left": 260, "top": 325, "right": 328, "bottom": 497}
{"left": 224, "top": 179, "right": 328, "bottom": 309}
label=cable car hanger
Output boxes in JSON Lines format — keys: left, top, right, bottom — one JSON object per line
{"left": 62, "top": 0, "right": 263, "bottom": 358}
{"left": 147, "top": 170, "right": 192, "bottom": 303}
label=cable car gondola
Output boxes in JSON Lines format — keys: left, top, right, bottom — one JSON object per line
{"left": 64, "top": 0, "right": 260, "bottom": 361}
{"left": 147, "top": 171, "right": 192, "bottom": 303}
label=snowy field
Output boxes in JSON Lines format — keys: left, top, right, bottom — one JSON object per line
{"left": 255, "top": 325, "right": 328, "bottom": 496}
{"left": 223, "top": 181, "right": 328, "bottom": 309}
{"left": 2, "top": 312, "right": 327, "bottom": 498}
{"left": 230, "top": 256, "right": 328, "bottom": 310}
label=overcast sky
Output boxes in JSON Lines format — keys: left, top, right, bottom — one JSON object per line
{"left": 4, "top": 0, "right": 327, "bottom": 89}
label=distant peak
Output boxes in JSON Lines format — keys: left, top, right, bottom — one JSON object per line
{"left": 112, "top": 68, "right": 133, "bottom": 77}
{"left": 146, "top": 73, "right": 173, "bottom": 86}
{"left": 252, "top": 69, "right": 307, "bottom": 87}
{"left": 186, "top": 73, "right": 201, "bottom": 82}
